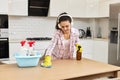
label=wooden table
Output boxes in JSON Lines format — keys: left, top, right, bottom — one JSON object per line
{"left": 0, "top": 58, "right": 120, "bottom": 80}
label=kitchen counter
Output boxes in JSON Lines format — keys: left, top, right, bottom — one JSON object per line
{"left": 0, "top": 58, "right": 120, "bottom": 80}
{"left": 9, "top": 39, "right": 51, "bottom": 43}
{"left": 93, "top": 38, "right": 108, "bottom": 41}
{"left": 9, "top": 37, "right": 108, "bottom": 43}
{"left": 80, "top": 38, "right": 108, "bottom": 41}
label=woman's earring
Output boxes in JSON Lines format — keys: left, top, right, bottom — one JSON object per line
{"left": 58, "top": 24, "right": 61, "bottom": 28}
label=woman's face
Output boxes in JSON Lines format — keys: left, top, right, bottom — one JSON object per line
{"left": 59, "top": 20, "right": 71, "bottom": 34}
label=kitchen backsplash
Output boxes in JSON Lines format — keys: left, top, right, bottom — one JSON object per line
{"left": 9, "top": 16, "right": 90, "bottom": 39}
{"left": 97, "top": 18, "right": 109, "bottom": 39}
{"left": 9, "top": 16, "right": 109, "bottom": 40}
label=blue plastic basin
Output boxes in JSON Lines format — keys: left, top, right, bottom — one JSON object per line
{"left": 14, "top": 53, "right": 41, "bottom": 67}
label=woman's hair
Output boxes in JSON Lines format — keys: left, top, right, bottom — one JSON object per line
{"left": 55, "top": 12, "right": 72, "bottom": 30}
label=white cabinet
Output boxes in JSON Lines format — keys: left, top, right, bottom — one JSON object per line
{"left": 92, "top": 40, "right": 108, "bottom": 63}
{"left": 69, "top": 0, "right": 99, "bottom": 18}
{"left": 110, "top": 0, "right": 120, "bottom": 4}
{"left": 99, "top": 0, "right": 110, "bottom": 17}
{"left": 79, "top": 39, "right": 93, "bottom": 59}
{"left": 99, "top": 0, "right": 120, "bottom": 17}
{"left": 86, "top": 0, "right": 99, "bottom": 17}
{"left": 0, "top": 0, "right": 8, "bottom": 14}
{"left": 68, "top": 0, "right": 86, "bottom": 17}
{"left": 49, "top": 0, "right": 120, "bottom": 18}
{"left": 49, "top": 0, "right": 68, "bottom": 17}
{"left": 49, "top": 0, "right": 99, "bottom": 18}
{"left": 8, "top": 0, "right": 28, "bottom": 16}
{"left": 79, "top": 39, "right": 108, "bottom": 63}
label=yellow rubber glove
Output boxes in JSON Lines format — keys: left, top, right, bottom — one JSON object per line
{"left": 40, "top": 55, "right": 52, "bottom": 68}
{"left": 76, "top": 43, "right": 83, "bottom": 53}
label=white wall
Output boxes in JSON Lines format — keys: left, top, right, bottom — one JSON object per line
{"left": 9, "top": 16, "right": 90, "bottom": 40}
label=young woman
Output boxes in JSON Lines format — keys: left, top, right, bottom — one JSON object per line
{"left": 41, "top": 12, "right": 80, "bottom": 68}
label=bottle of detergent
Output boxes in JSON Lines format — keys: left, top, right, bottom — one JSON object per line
{"left": 20, "top": 40, "right": 27, "bottom": 56}
{"left": 28, "top": 40, "right": 35, "bottom": 56}
{"left": 76, "top": 44, "right": 82, "bottom": 60}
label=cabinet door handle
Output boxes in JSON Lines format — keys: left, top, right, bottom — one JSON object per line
{"left": 0, "top": 39, "right": 8, "bottom": 41}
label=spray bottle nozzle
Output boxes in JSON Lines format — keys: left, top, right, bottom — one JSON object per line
{"left": 78, "top": 46, "right": 81, "bottom": 50}
{"left": 20, "top": 40, "right": 26, "bottom": 46}
{"left": 76, "top": 43, "right": 82, "bottom": 52}
{"left": 28, "top": 40, "right": 35, "bottom": 47}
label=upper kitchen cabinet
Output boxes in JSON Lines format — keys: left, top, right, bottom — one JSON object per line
{"left": 8, "top": 0, "right": 28, "bottom": 16}
{"left": 99, "top": 0, "right": 120, "bottom": 17}
{"left": 99, "top": 0, "right": 110, "bottom": 17}
{"left": 68, "top": 0, "right": 86, "bottom": 18}
{"left": 110, "top": 0, "right": 120, "bottom": 4}
{"left": 0, "top": 0, "right": 8, "bottom": 14}
{"left": 48, "top": 0, "right": 68, "bottom": 17}
{"left": 69, "top": 0, "right": 100, "bottom": 18}
{"left": 49, "top": 0, "right": 86, "bottom": 17}
{"left": 86, "top": 0, "right": 99, "bottom": 18}
{"left": 49, "top": 0, "right": 100, "bottom": 18}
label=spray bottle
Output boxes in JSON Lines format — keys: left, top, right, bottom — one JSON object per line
{"left": 20, "top": 40, "right": 27, "bottom": 56}
{"left": 28, "top": 40, "right": 35, "bottom": 56}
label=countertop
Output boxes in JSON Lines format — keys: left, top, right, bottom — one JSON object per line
{"left": 9, "top": 37, "right": 52, "bottom": 43}
{"left": 80, "top": 38, "right": 108, "bottom": 41}
{"left": 9, "top": 38, "right": 108, "bottom": 43}
{"left": 9, "top": 39, "right": 51, "bottom": 43}
{"left": 0, "top": 58, "right": 120, "bottom": 80}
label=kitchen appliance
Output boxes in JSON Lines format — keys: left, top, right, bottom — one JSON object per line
{"left": 0, "top": 15, "right": 8, "bottom": 28}
{"left": 28, "top": 0, "right": 50, "bottom": 16}
{"left": 108, "top": 3, "right": 120, "bottom": 66}
{"left": 0, "top": 38, "right": 9, "bottom": 60}
{"left": 0, "top": 15, "right": 9, "bottom": 61}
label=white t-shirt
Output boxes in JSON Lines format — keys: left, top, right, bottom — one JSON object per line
{"left": 62, "top": 38, "right": 70, "bottom": 58}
